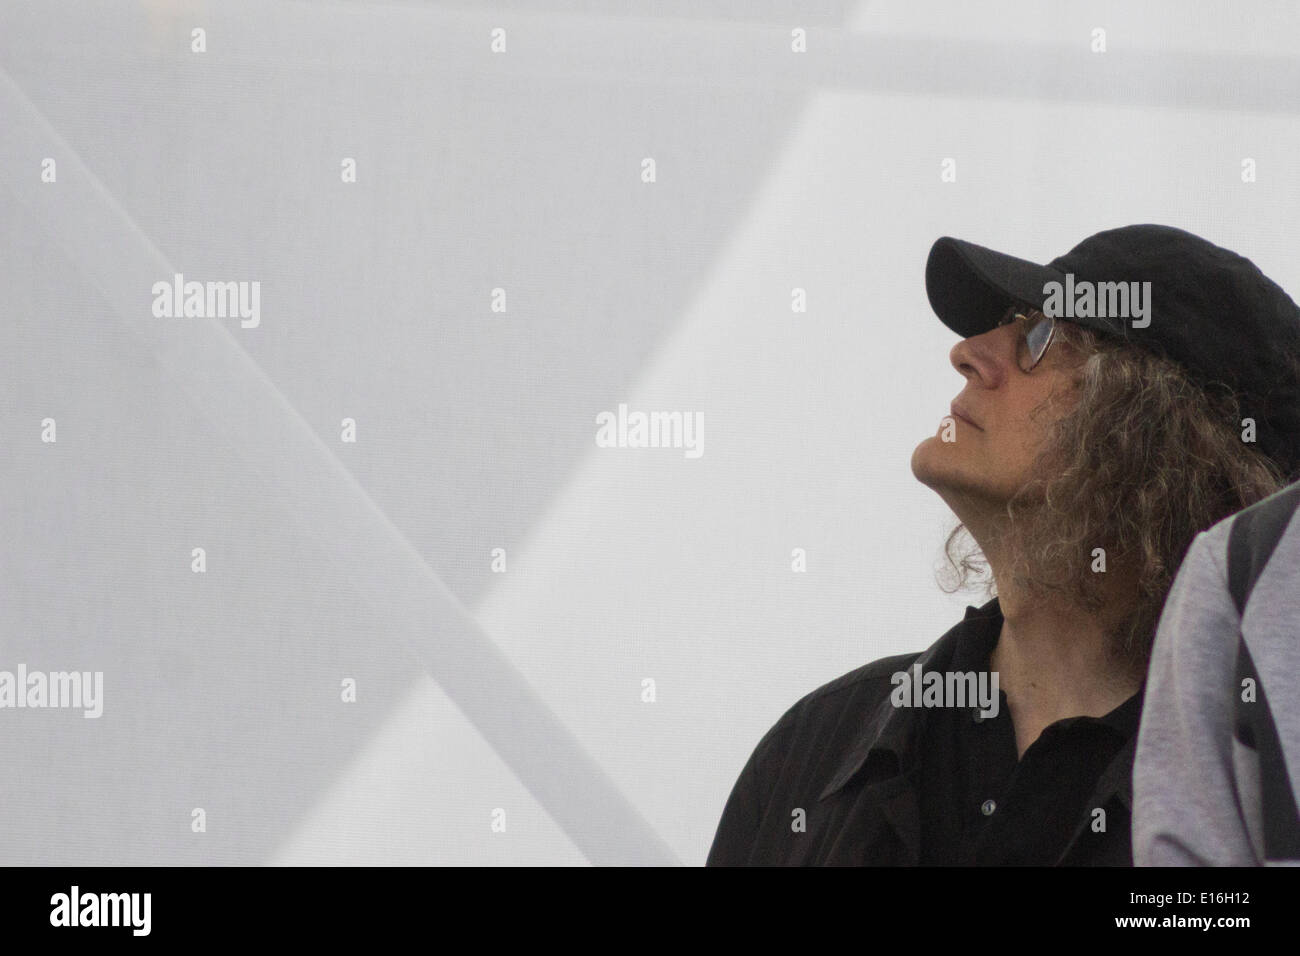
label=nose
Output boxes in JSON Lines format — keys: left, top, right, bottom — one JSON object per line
{"left": 949, "top": 327, "right": 1010, "bottom": 387}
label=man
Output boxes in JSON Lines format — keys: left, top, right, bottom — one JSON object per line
{"left": 707, "top": 224, "right": 1300, "bottom": 866}
{"left": 1134, "top": 478, "right": 1300, "bottom": 865}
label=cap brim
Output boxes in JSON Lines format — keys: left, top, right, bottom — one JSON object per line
{"left": 925, "top": 237, "right": 1067, "bottom": 337}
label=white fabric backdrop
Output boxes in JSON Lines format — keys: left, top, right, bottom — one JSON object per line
{"left": 2, "top": 0, "right": 1297, "bottom": 865}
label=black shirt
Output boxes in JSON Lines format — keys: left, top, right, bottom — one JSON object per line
{"left": 917, "top": 600, "right": 1143, "bottom": 865}
{"left": 706, "top": 598, "right": 1143, "bottom": 865}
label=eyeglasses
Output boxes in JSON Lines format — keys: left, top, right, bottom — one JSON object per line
{"left": 997, "top": 305, "right": 1057, "bottom": 372}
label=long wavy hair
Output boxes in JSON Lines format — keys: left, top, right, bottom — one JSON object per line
{"left": 939, "top": 319, "right": 1289, "bottom": 671}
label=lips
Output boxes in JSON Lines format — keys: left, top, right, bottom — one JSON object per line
{"left": 950, "top": 402, "right": 983, "bottom": 430}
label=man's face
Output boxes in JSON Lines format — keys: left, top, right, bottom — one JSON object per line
{"left": 911, "top": 313, "right": 1083, "bottom": 509}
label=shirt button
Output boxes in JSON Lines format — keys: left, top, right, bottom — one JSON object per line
{"left": 981, "top": 799, "right": 997, "bottom": 816}
{"left": 972, "top": 709, "right": 985, "bottom": 724}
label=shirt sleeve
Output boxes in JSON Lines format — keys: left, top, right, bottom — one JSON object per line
{"left": 705, "top": 713, "right": 795, "bottom": 866}
{"left": 1132, "top": 528, "right": 1261, "bottom": 866}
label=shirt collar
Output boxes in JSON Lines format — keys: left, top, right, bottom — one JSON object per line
{"left": 817, "top": 597, "right": 1147, "bottom": 812}
{"left": 817, "top": 599, "right": 1002, "bottom": 802}
{"left": 1095, "top": 683, "right": 1145, "bottom": 735}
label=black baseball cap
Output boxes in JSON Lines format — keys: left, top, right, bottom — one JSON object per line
{"left": 925, "top": 224, "right": 1300, "bottom": 478}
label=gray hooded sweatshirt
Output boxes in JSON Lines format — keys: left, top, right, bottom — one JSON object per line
{"left": 1134, "top": 482, "right": 1300, "bottom": 866}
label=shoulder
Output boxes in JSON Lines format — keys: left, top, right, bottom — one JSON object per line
{"left": 753, "top": 605, "right": 994, "bottom": 753}
{"left": 1233, "top": 479, "right": 1300, "bottom": 532}
{"left": 749, "top": 651, "right": 921, "bottom": 760}
{"left": 708, "top": 613, "right": 984, "bottom": 863}
{"left": 1198, "top": 480, "right": 1300, "bottom": 562}
{"left": 1174, "top": 480, "right": 1300, "bottom": 602}
{"left": 796, "top": 652, "right": 920, "bottom": 711}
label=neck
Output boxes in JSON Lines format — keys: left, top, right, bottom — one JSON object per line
{"left": 954, "top": 497, "right": 1143, "bottom": 754}
{"left": 991, "top": 580, "right": 1140, "bottom": 720}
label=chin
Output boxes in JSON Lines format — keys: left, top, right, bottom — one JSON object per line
{"left": 910, "top": 434, "right": 957, "bottom": 490}
{"left": 911, "top": 440, "right": 995, "bottom": 510}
